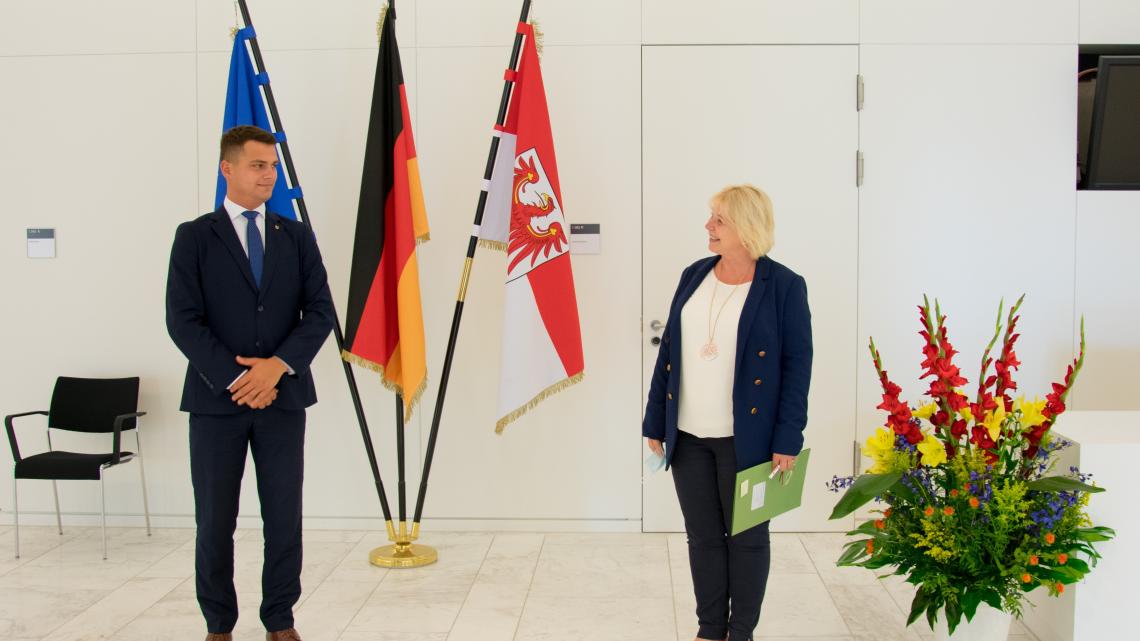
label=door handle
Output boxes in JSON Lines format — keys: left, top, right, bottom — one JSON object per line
{"left": 650, "top": 320, "right": 664, "bottom": 346}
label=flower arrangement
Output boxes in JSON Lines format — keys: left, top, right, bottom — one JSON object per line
{"left": 828, "top": 296, "right": 1114, "bottom": 635}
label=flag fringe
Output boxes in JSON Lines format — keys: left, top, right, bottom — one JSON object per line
{"left": 376, "top": 4, "right": 389, "bottom": 45}
{"left": 416, "top": 232, "right": 431, "bottom": 245}
{"left": 478, "top": 238, "right": 508, "bottom": 252}
{"left": 529, "top": 19, "right": 544, "bottom": 59}
{"left": 494, "top": 370, "right": 584, "bottom": 434}
{"left": 341, "top": 349, "right": 427, "bottom": 421}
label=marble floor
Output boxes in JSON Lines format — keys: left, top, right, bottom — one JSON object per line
{"left": 0, "top": 525, "right": 1041, "bottom": 641}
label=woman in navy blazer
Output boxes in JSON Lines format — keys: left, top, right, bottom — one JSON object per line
{"left": 643, "top": 185, "right": 812, "bottom": 641}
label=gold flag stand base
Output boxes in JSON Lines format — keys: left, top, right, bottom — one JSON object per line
{"left": 369, "top": 520, "right": 437, "bottom": 568}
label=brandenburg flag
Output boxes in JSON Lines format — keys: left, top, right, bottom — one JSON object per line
{"left": 342, "top": 5, "right": 429, "bottom": 417}
{"left": 481, "top": 21, "right": 584, "bottom": 433}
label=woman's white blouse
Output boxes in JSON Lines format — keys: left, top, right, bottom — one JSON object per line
{"left": 677, "top": 269, "right": 747, "bottom": 439}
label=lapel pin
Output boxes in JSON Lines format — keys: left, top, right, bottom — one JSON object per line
{"left": 274, "top": 223, "right": 281, "bottom": 230}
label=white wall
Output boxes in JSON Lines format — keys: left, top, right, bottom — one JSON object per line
{"left": 1, "top": 0, "right": 1137, "bottom": 531}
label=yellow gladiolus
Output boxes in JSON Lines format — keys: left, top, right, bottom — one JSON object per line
{"left": 982, "top": 402, "right": 1007, "bottom": 441}
{"left": 912, "top": 402, "right": 938, "bottom": 421}
{"left": 862, "top": 427, "right": 896, "bottom": 474}
{"left": 1015, "top": 395, "right": 1048, "bottom": 429}
{"left": 917, "top": 433, "right": 947, "bottom": 467}
{"left": 959, "top": 405, "right": 974, "bottom": 423}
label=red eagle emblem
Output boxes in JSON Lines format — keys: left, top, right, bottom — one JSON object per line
{"left": 509, "top": 155, "right": 567, "bottom": 273}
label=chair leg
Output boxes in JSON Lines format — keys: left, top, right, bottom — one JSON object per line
{"left": 12, "top": 478, "right": 19, "bottom": 560}
{"left": 51, "top": 480, "right": 62, "bottom": 535}
{"left": 99, "top": 475, "right": 107, "bottom": 561}
{"left": 134, "top": 430, "right": 152, "bottom": 536}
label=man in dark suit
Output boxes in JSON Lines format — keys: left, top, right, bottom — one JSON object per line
{"left": 166, "top": 125, "right": 334, "bottom": 641}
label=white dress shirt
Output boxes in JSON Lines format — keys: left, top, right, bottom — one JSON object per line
{"left": 223, "top": 197, "right": 266, "bottom": 256}
{"left": 677, "top": 269, "right": 747, "bottom": 438}
{"left": 220, "top": 197, "right": 292, "bottom": 389}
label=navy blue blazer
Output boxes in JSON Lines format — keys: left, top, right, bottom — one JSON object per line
{"left": 642, "top": 255, "right": 813, "bottom": 471}
{"left": 166, "top": 207, "right": 335, "bottom": 415}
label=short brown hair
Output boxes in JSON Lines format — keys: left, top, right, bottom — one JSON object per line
{"left": 220, "top": 125, "right": 276, "bottom": 162}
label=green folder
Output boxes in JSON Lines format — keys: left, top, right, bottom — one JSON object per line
{"left": 730, "top": 448, "right": 811, "bottom": 535}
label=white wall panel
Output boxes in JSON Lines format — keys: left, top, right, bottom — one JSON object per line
{"left": 862, "top": 0, "right": 1077, "bottom": 44}
{"left": 197, "top": 0, "right": 417, "bottom": 53}
{"left": 414, "top": 44, "right": 642, "bottom": 521}
{"left": 1072, "top": 192, "right": 1140, "bottom": 411}
{"left": 643, "top": 1, "right": 857, "bottom": 44}
{"left": 417, "top": 0, "right": 640, "bottom": 48}
{"left": 1080, "top": 0, "right": 1140, "bottom": 44}
{"left": 0, "top": 1, "right": 195, "bottom": 56}
{"left": 0, "top": 53, "right": 198, "bottom": 518}
{"left": 858, "top": 45, "right": 1079, "bottom": 447}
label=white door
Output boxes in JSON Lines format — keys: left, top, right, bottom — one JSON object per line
{"left": 642, "top": 45, "right": 859, "bottom": 532}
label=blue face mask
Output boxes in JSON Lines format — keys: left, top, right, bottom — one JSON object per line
{"left": 644, "top": 451, "right": 666, "bottom": 474}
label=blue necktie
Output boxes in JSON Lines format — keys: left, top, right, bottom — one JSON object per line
{"left": 242, "top": 211, "right": 264, "bottom": 288}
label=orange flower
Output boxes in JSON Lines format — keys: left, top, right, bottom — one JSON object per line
{"left": 964, "top": 483, "right": 972, "bottom": 492}
{"left": 883, "top": 508, "right": 892, "bottom": 518}
{"left": 874, "top": 519, "right": 886, "bottom": 530}
{"left": 1056, "top": 582, "right": 1065, "bottom": 594}
{"left": 924, "top": 507, "right": 935, "bottom": 517}
{"left": 1029, "top": 555, "right": 1039, "bottom": 566}
{"left": 950, "top": 489, "right": 959, "bottom": 498}
{"left": 1057, "top": 553, "right": 1068, "bottom": 565}
{"left": 865, "top": 540, "right": 875, "bottom": 554}
{"left": 1021, "top": 573, "right": 1032, "bottom": 584}
{"left": 943, "top": 506, "right": 955, "bottom": 516}
{"left": 1045, "top": 532, "right": 1056, "bottom": 545}
{"left": 969, "top": 497, "right": 980, "bottom": 509}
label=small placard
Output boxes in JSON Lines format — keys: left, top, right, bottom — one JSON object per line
{"left": 570, "top": 223, "right": 600, "bottom": 255}
{"left": 27, "top": 228, "right": 56, "bottom": 258}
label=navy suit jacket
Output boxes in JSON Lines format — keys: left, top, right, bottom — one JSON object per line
{"left": 166, "top": 207, "right": 335, "bottom": 415}
{"left": 642, "top": 255, "right": 813, "bottom": 472}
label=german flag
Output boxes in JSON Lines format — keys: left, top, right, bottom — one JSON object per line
{"left": 342, "top": 5, "right": 429, "bottom": 417}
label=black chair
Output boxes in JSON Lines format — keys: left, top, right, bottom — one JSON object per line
{"left": 5, "top": 376, "right": 151, "bottom": 559}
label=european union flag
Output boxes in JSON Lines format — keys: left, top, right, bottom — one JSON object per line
{"left": 215, "top": 28, "right": 297, "bottom": 219}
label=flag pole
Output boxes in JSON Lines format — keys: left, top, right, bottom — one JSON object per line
{"left": 410, "top": 0, "right": 533, "bottom": 534}
{"left": 235, "top": 0, "right": 397, "bottom": 544}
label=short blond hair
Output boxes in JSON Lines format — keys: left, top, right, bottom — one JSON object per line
{"left": 710, "top": 184, "right": 775, "bottom": 259}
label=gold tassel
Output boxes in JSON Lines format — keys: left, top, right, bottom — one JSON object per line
{"left": 415, "top": 232, "right": 431, "bottom": 245}
{"left": 529, "top": 18, "right": 545, "bottom": 59}
{"left": 341, "top": 349, "right": 427, "bottom": 420}
{"left": 495, "top": 371, "right": 584, "bottom": 434}
{"left": 376, "top": 4, "right": 389, "bottom": 45}
{"left": 477, "top": 238, "right": 509, "bottom": 252}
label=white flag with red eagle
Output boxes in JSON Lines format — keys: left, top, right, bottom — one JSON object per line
{"left": 480, "top": 21, "right": 584, "bottom": 433}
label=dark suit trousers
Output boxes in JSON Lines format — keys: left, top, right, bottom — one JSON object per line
{"left": 672, "top": 430, "right": 771, "bottom": 641}
{"left": 190, "top": 407, "right": 305, "bottom": 633}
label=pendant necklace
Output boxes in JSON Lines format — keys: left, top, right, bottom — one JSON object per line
{"left": 701, "top": 274, "right": 741, "bottom": 361}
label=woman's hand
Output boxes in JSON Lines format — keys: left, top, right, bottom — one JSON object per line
{"left": 772, "top": 453, "right": 796, "bottom": 474}
{"left": 647, "top": 438, "right": 664, "bottom": 458}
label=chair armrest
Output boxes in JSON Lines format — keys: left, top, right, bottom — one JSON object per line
{"left": 5, "top": 411, "right": 49, "bottom": 463}
{"left": 110, "top": 411, "right": 146, "bottom": 465}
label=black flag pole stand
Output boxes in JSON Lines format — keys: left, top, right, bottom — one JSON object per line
{"left": 234, "top": 0, "right": 400, "bottom": 548}
{"left": 409, "top": 0, "right": 534, "bottom": 537}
